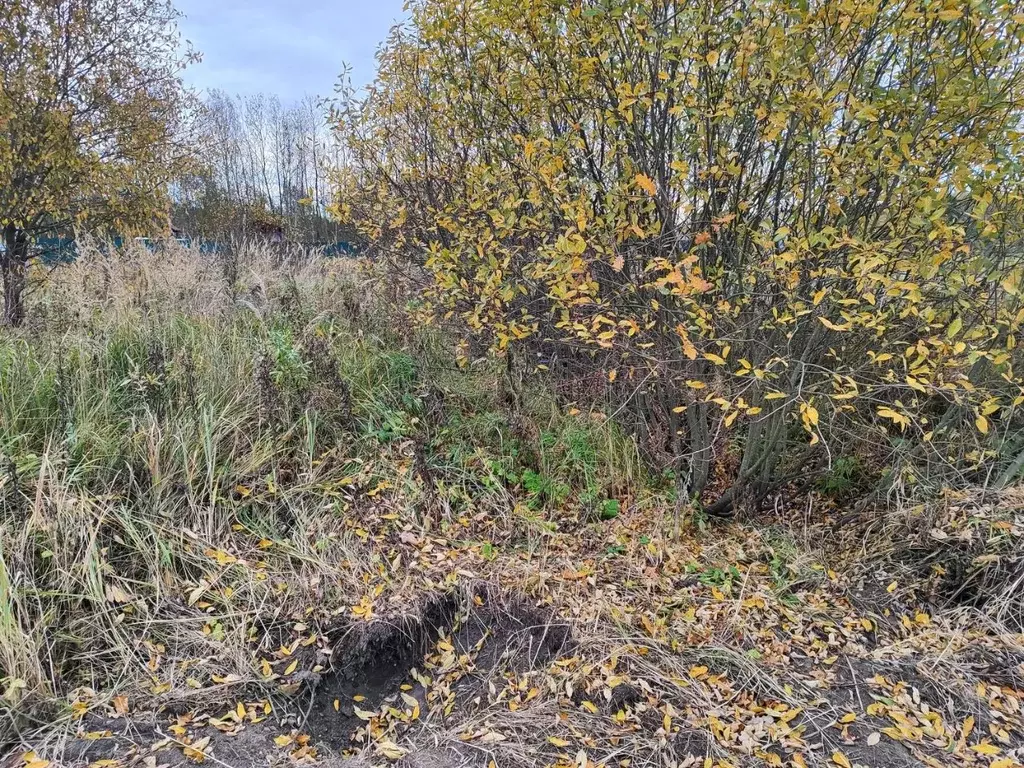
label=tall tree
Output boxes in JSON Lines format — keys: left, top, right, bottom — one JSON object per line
{"left": 0, "top": 0, "right": 197, "bottom": 326}
{"left": 172, "top": 90, "right": 347, "bottom": 245}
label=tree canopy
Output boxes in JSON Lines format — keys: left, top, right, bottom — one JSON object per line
{"left": 0, "top": 0, "right": 197, "bottom": 325}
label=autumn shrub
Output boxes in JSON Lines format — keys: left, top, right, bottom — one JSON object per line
{"left": 336, "top": 0, "right": 1024, "bottom": 513}
{"left": 0, "top": 0, "right": 198, "bottom": 326}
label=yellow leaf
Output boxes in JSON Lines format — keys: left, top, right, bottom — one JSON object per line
{"left": 887, "top": 581, "right": 898, "bottom": 593}
{"left": 878, "top": 407, "right": 910, "bottom": 430}
{"left": 818, "top": 316, "right": 849, "bottom": 331}
{"left": 641, "top": 614, "right": 658, "bottom": 636}
{"left": 976, "top": 414, "right": 990, "bottom": 434}
{"left": 704, "top": 353, "right": 725, "bottom": 366}
{"left": 686, "top": 380, "right": 706, "bottom": 389}
{"left": 353, "top": 705, "right": 376, "bottom": 720}
{"left": 802, "top": 404, "right": 819, "bottom": 427}
{"left": 970, "top": 743, "right": 1000, "bottom": 756}
{"left": 377, "top": 741, "right": 408, "bottom": 760}
{"left": 183, "top": 736, "right": 211, "bottom": 763}
{"left": 274, "top": 735, "right": 293, "bottom": 747}
{"left": 284, "top": 660, "right": 298, "bottom": 676}
{"left": 831, "top": 752, "right": 851, "bottom": 768}
{"left": 906, "top": 376, "right": 927, "bottom": 393}
{"left": 548, "top": 736, "right": 571, "bottom": 748}
{"left": 634, "top": 174, "right": 657, "bottom": 196}
{"left": 839, "top": 713, "right": 856, "bottom": 724}
{"left": 688, "top": 665, "right": 708, "bottom": 679}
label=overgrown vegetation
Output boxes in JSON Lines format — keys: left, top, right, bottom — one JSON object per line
{"left": 3, "top": 1, "right": 1024, "bottom": 767}
{"left": 0, "top": 242, "right": 645, "bottom": 727}
{"left": 1, "top": 246, "right": 1022, "bottom": 768}
{"left": 337, "top": 0, "right": 1024, "bottom": 516}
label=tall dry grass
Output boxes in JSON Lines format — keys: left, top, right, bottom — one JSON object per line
{"left": 1, "top": 240, "right": 646, "bottom": 743}
{"left": 1, "top": 242, "right": 380, "bottom": 736}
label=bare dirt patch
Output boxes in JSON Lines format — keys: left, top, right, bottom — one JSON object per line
{"left": 26, "top": 588, "right": 574, "bottom": 768}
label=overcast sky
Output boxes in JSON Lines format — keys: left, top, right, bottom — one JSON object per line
{"left": 175, "top": 0, "right": 408, "bottom": 101}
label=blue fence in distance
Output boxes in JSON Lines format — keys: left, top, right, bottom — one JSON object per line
{"left": 24, "top": 237, "right": 358, "bottom": 265}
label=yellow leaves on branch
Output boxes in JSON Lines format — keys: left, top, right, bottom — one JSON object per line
{"left": 676, "top": 325, "right": 698, "bottom": 361}
{"left": 799, "top": 402, "right": 820, "bottom": 444}
{"left": 878, "top": 407, "right": 911, "bottom": 431}
{"left": 337, "top": 0, "right": 1024, "bottom": 489}
{"left": 818, "top": 316, "right": 850, "bottom": 332}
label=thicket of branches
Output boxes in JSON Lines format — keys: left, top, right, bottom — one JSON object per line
{"left": 336, "top": 0, "right": 1024, "bottom": 513}
{"left": 173, "top": 92, "right": 352, "bottom": 245}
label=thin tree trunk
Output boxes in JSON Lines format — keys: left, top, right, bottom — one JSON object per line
{"left": 2, "top": 225, "right": 29, "bottom": 327}
{"left": 685, "top": 399, "right": 712, "bottom": 496}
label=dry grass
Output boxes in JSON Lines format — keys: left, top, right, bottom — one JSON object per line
{"left": 2, "top": 243, "right": 375, "bottom": 724}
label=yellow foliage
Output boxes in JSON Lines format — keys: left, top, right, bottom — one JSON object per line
{"left": 336, "top": 0, "right": 1024, "bottom": 497}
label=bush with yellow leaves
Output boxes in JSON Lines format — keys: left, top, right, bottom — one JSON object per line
{"left": 336, "top": 0, "right": 1024, "bottom": 513}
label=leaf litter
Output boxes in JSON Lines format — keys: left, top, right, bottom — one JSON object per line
{"left": 7, "top": 483, "right": 1024, "bottom": 768}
